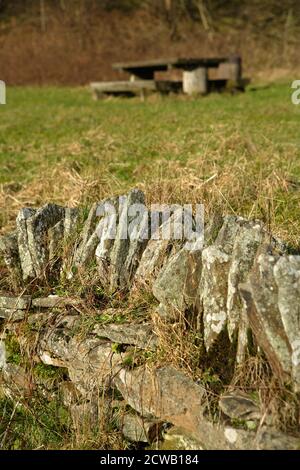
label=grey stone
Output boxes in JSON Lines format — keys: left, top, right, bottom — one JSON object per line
{"left": 120, "top": 414, "right": 163, "bottom": 443}
{"left": 38, "top": 315, "right": 81, "bottom": 367}
{"left": 38, "top": 317, "right": 123, "bottom": 388}
{"left": 109, "top": 189, "right": 146, "bottom": 290}
{"left": 227, "top": 221, "right": 265, "bottom": 340}
{"left": 219, "top": 392, "right": 261, "bottom": 420}
{"left": 240, "top": 252, "right": 292, "bottom": 382}
{"left": 274, "top": 256, "right": 300, "bottom": 391}
{"left": 134, "top": 209, "right": 183, "bottom": 286}
{"left": 93, "top": 323, "right": 157, "bottom": 350}
{"left": 0, "top": 295, "right": 31, "bottom": 310}
{"left": 95, "top": 196, "right": 120, "bottom": 287}
{"left": 204, "top": 213, "right": 224, "bottom": 247}
{"left": 73, "top": 202, "right": 98, "bottom": 266}
{"left": 214, "top": 215, "right": 245, "bottom": 254}
{"left": 250, "top": 253, "right": 292, "bottom": 379}
{"left": 16, "top": 207, "right": 36, "bottom": 280}
{"left": 32, "top": 295, "right": 79, "bottom": 309}
{"left": 0, "top": 308, "right": 25, "bottom": 322}
{"left": 123, "top": 209, "right": 149, "bottom": 286}
{"left": 222, "top": 426, "right": 300, "bottom": 450}
{"left": 200, "top": 246, "right": 231, "bottom": 350}
{"left": 114, "top": 365, "right": 205, "bottom": 430}
{"left": 153, "top": 247, "right": 202, "bottom": 319}
{"left": 199, "top": 216, "right": 247, "bottom": 350}
{"left": 48, "top": 219, "right": 64, "bottom": 261}
{"left": 71, "top": 202, "right": 102, "bottom": 271}
{"left": 64, "top": 207, "right": 79, "bottom": 239}
{"left": 26, "top": 203, "right": 65, "bottom": 277}
{"left": 255, "top": 428, "right": 300, "bottom": 450}
{"left": 0, "top": 341, "right": 6, "bottom": 369}
{"left": 0, "top": 231, "right": 21, "bottom": 278}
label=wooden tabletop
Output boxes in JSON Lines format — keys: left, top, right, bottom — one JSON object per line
{"left": 113, "top": 57, "right": 234, "bottom": 73}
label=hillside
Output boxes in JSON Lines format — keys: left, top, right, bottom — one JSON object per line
{"left": 0, "top": 0, "right": 300, "bottom": 85}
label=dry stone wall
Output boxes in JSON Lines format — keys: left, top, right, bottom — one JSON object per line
{"left": 0, "top": 189, "right": 300, "bottom": 449}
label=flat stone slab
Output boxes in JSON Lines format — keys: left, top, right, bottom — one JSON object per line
{"left": 32, "top": 295, "right": 80, "bottom": 308}
{"left": 0, "top": 295, "right": 31, "bottom": 310}
{"left": 93, "top": 322, "right": 157, "bottom": 350}
{"left": 0, "top": 308, "right": 25, "bottom": 322}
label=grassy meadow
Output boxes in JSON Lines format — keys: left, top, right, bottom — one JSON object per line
{"left": 0, "top": 82, "right": 300, "bottom": 449}
{"left": 0, "top": 82, "right": 300, "bottom": 248}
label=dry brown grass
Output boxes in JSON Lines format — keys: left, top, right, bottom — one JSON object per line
{"left": 0, "top": 3, "right": 300, "bottom": 85}
{"left": 231, "top": 357, "right": 300, "bottom": 433}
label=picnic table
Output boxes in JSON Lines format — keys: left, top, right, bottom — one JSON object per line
{"left": 112, "top": 56, "right": 242, "bottom": 95}
{"left": 90, "top": 55, "right": 245, "bottom": 99}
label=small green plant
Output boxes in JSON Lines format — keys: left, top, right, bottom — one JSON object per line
{"left": 33, "top": 363, "right": 67, "bottom": 381}
{"left": 5, "top": 335, "right": 22, "bottom": 366}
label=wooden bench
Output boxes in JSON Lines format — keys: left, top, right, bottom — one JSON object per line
{"left": 90, "top": 79, "right": 182, "bottom": 98}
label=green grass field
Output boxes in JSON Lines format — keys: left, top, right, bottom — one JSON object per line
{"left": 1, "top": 82, "right": 300, "bottom": 449}
{"left": 1, "top": 83, "right": 300, "bottom": 248}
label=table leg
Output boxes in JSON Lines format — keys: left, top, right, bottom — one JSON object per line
{"left": 183, "top": 67, "right": 208, "bottom": 95}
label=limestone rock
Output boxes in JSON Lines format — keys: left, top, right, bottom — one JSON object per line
{"left": 274, "top": 256, "right": 300, "bottom": 391}
{"left": 223, "top": 426, "right": 300, "bottom": 450}
{"left": 26, "top": 203, "right": 65, "bottom": 277}
{"left": 123, "top": 209, "right": 149, "bottom": 285}
{"left": 135, "top": 209, "right": 183, "bottom": 286}
{"left": 219, "top": 391, "right": 261, "bottom": 420}
{"left": 0, "top": 341, "right": 6, "bottom": 369}
{"left": 0, "top": 308, "right": 25, "bottom": 322}
{"left": 64, "top": 207, "right": 79, "bottom": 239}
{"left": 71, "top": 203, "right": 102, "bottom": 271}
{"left": 254, "top": 428, "right": 300, "bottom": 450}
{"left": 200, "top": 246, "right": 230, "bottom": 350}
{"left": 204, "top": 213, "right": 224, "bottom": 247}
{"left": 73, "top": 202, "right": 98, "bottom": 266}
{"left": 109, "top": 189, "right": 146, "bottom": 290}
{"left": 93, "top": 323, "right": 157, "bottom": 350}
{"left": 95, "top": 196, "right": 120, "bottom": 287}
{"left": 0, "top": 295, "right": 31, "bottom": 310}
{"left": 114, "top": 365, "right": 204, "bottom": 433}
{"left": 48, "top": 219, "right": 64, "bottom": 261}
{"left": 16, "top": 207, "right": 36, "bottom": 280}
{"left": 199, "top": 216, "right": 246, "bottom": 350}
{"left": 214, "top": 215, "right": 244, "bottom": 254}
{"left": 227, "top": 221, "right": 265, "bottom": 341}
{"left": 32, "top": 295, "right": 79, "bottom": 309}
{"left": 240, "top": 253, "right": 292, "bottom": 382}
{"left": 153, "top": 247, "right": 202, "bottom": 320}
{"left": 38, "top": 315, "right": 80, "bottom": 367}
{"left": 120, "top": 414, "right": 163, "bottom": 443}
{"left": 38, "top": 317, "right": 123, "bottom": 390}
{"left": 0, "top": 231, "right": 21, "bottom": 278}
